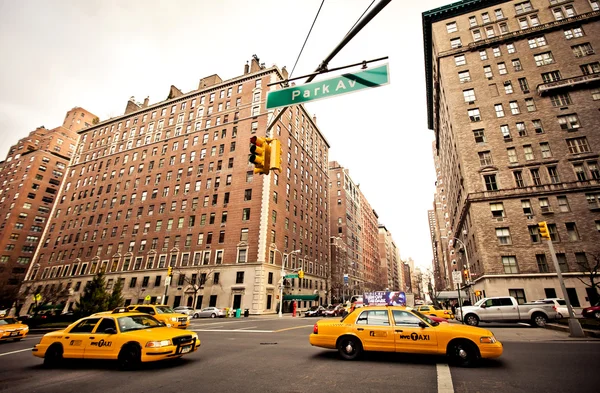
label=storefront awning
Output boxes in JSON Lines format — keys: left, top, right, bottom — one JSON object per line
{"left": 436, "top": 291, "right": 468, "bottom": 300}
{"left": 283, "top": 294, "right": 318, "bottom": 301}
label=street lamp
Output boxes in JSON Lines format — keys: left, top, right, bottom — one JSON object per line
{"left": 271, "top": 244, "right": 300, "bottom": 318}
{"left": 447, "top": 236, "right": 472, "bottom": 323}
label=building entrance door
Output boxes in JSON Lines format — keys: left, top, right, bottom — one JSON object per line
{"left": 233, "top": 294, "right": 242, "bottom": 309}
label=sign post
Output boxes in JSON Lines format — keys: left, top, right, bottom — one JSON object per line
{"left": 266, "top": 64, "right": 390, "bottom": 109}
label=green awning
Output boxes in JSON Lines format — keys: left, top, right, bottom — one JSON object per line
{"left": 283, "top": 294, "right": 319, "bottom": 301}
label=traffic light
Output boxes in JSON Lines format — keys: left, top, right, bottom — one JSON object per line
{"left": 298, "top": 270, "right": 304, "bottom": 279}
{"left": 463, "top": 269, "right": 469, "bottom": 281}
{"left": 538, "top": 221, "right": 550, "bottom": 240}
{"left": 475, "top": 290, "right": 481, "bottom": 297}
{"left": 269, "top": 139, "right": 282, "bottom": 172}
{"left": 249, "top": 136, "right": 271, "bottom": 175}
{"left": 167, "top": 266, "right": 173, "bottom": 277}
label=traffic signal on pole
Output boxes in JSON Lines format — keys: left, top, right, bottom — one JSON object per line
{"left": 538, "top": 221, "right": 550, "bottom": 240}
{"left": 249, "top": 136, "right": 271, "bottom": 175}
{"left": 298, "top": 270, "right": 304, "bottom": 279}
{"left": 167, "top": 266, "right": 173, "bottom": 277}
{"left": 475, "top": 290, "right": 481, "bottom": 297}
{"left": 269, "top": 139, "right": 282, "bottom": 172}
{"left": 463, "top": 269, "right": 469, "bottom": 281}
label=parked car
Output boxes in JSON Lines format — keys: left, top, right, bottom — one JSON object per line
{"left": 193, "top": 307, "right": 225, "bottom": 318}
{"left": 414, "top": 305, "right": 454, "bottom": 319}
{"left": 323, "top": 304, "right": 346, "bottom": 317}
{"left": 456, "top": 296, "right": 558, "bottom": 327}
{"left": 173, "top": 306, "right": 198, "bottom": 317}
{"left": 305, "top": 306, "right": 326, "bottom": 317}
{"left": 582, "top": 301, "right": 600, "bottom": 319}
{"left": 533, "top": 298, "right": 569, "bottom": 319}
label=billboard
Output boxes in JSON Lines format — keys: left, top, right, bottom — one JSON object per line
{"left": 363, "top": 291, "right": 406, "bottom": 306}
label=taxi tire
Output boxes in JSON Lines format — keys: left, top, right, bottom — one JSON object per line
{"left": 43, "top": 344, "right": 63, "bottom": 368}
{"left": 118, "top": 344, "right": 141, "bottom": 371}
{"left": 448, "top": 340, "right": 480, "bottom": 368}
{"left": 337, "top": 336, "right": 362, "bottom": 360}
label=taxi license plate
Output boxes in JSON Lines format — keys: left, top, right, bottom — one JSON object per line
{"left": 10, "top": 332, "right": 20, "bottom": 337}
{"left": 180, "top": 345, "right": 192, "bottom": 354}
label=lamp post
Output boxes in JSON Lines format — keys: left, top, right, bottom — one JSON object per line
{"left": 271, "top": 244, "right": 300, "bottom": 318}
{"left": 447, "top": 236, "right": 472, "bottom": 323}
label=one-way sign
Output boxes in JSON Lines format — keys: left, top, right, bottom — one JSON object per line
{"left": 266, "top": 63, "right": 390, "bottom": 109}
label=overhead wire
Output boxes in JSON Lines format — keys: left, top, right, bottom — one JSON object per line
{"left": 289, "top": 0, "right": 325, "bottom": 80}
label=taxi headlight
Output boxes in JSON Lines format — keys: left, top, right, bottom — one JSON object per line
{"left": 480, "top": 336, "right": 497, "bottom": 344}
{"left": 170, "top": 317, "right": 178, "bottom": 322}
{"left": 0, "top": 329, "right": 4, "bottom": 334}
{"left": 145, "top": 340, "right": 171, "bottom": 348}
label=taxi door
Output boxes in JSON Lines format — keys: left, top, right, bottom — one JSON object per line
{"left": 84, "top": 317, "right": 119, "bottom": 359}
{"left": 353, "top": 309, "right": 395, "bottom": 352}
{"left": 62, "top": 317, "right": 101, "bottom": 358}
{"left": 391, "top": 310, "right": 438, "bottom": 354}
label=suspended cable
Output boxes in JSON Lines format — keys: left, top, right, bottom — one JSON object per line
{"left": 289, "top": 0, "right": 325, "bottom": 80}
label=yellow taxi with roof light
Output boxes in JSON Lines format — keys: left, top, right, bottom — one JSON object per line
{"left": 127, "top": 304, "right": 189, "bottom": 329}
{"left": 0, "top": 317, "right": 29, "bottom": 342}
{"left": 414, "top": 305, "right": 454, "bottom": 319}
{"left": 309, "top": 305, "right": 502, "bottom": 367}
{"left": 32, "top": 308, "right": 199, "bottom": 370}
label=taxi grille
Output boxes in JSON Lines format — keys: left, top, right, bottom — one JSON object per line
{"left": 177, "top": 317, "right": 188, "bottom": 323}
{"left": 172, "top": 335, "right": 193, "bottom": 345}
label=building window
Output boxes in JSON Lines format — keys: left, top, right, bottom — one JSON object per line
{"left": 446, "top": 22, "right": 458, "bottom": 33}
{"left": 479, "top": 151, "right": 493, "bottom": 166}
{"left": 480, "top": 50, "right": 488, "bottom": 60}
{"left": 550, "top": 93, "right": 572, "bottom": 107}
{"left": 495, "top": 104, "right": 505, "bottom": 117}
{"left": 450, "top": 38, "right": 462, "bottom": 48}
{"left": 557, "top": 253, "right": 569, "bottom": 272}
{"left": 504, "top": 81, "right": 513, "bottom": 94}
{"left": 534, "top": 52, "right": 554, "bottom": 66}
{"left": 514, "top": 2, "right": 532, "bottom": 15}
{"left": 509, "top": 289, "right": 526, "bottom": 305}
{"left": 463, "top": 89, "right": 476, "bottom": 102}
{"left": 502, "top": 256, "right": 519, "bottom": 273}
{"left": 536, "top": 254, "right": 549, "bottom": 272}
{"left": 514, "top": 171, "right": 525, "bottom": 188}
{"left": 473, "top": 129, "right": 486, "bottom": 143}
{"left": 566, "top": 137, "right": 590, "bottom": 154}
{"left": 516, "top": 122, "right": 527, "bottom": 136}
{"left": 490, "top": 202, "right": 505, "bottom": 218}
{"left": 512, "top": 59, "right": 523, "bottom": 72}
{"left": 525, "top": 98, "right": 536, "bottom": 112}
{"left": 532, "top": 119, "right": 544, "bottom": 134}
{"left": 509, "top": 101, "right": 520, "bottom": 114}
{"left": 496, "top": 228, "right": 511, "bottom": 245}
{"left": 522, "top": 199, "right": 532, "bottom": 215}
{"left": 547, "top": 166, "right": 560, "bottom": 183}
{"left": 528, "top": 36, "right": 546, "bottom": 48}
{"left": 524, "top": 145, "right": 534, "bottom": 160}
{"left": 564, "top": 26, "right": 584, "bottom": 40}
{"left": 468, "top": 108, "right": 481, "bottom": 122}
{"left": 458, "top": 71, "right": 471, "bottom": 83}
{"left": 557, "top": 196, "right": 570, "bottom": 212}
{"left": 588, "top": 162, "right": 600, "bottom": 180}
{"left": 501, "top": 124, "right": 511, "bottom": 139}
{"left": 484, "top": 65, "right": 493, "bottom": 79}
{"left": 580, "top": 62, "right": 600, "bottom": 75}
{"left": 565, "top": 222, "right": 579, "bottom": 241}
{"left": 454, "top": 55, "right": 466, "bottom": 66}
{"left": 484, "top": 174, "right": 498, "bottom": 191}
{"left": 586, "top": 193, "right": 600, "bottom": 209}
{"left": 497, "top": 62, "right": 507, "bottom": 75}
{"left": 518, "top": 77, "right": 528, "bottom": 92}
{"left": 530, "top": 168, "right": 541, "bottom": 186}
{"left": 507, "top": 147, "right": 518, "bottom": 163}
{"left": 572, "top": 43, "right": 595, "bottom": 58}
{"left": 540, "top": 198, "right": 552, "bottom": 213}
{"left": 493, "top": 47, "right": 501, "bottom": 57}
{"left": 529, "top": 226, "right": 541, "bottom": 243}
{"left": 592, "top": 88, "right": 600, "bottom": 100}
{"left": 236, "top": 271, "right": 244, "bottom": 284}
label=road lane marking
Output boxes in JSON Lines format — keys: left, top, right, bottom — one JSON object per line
{"left": 191, "top": 329, "right": 274, "bottom": 333}
{"left": 274, "top": 325, "right": 314, "bottom": 332}
{"left": 236, "top": 326, "right": 258, "bottom": 330}
{"left": 0, "top": 348, "right": 32, "bottom": 357}
{"left": 436, "top": 363, "right": 454, "bottom": 393}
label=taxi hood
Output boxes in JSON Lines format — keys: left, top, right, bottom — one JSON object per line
{"left": 121, "top": 326, "right": 196, "bottom": 339}
{"left": 433, "top": 322, "right": 494, "bottom": 337}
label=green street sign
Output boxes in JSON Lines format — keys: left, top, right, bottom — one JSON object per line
{"left": 284, "top": 274, "right": 299, "bottom": 279}
{"left": 266, "top": 63, "right": 390, "bottom": 109}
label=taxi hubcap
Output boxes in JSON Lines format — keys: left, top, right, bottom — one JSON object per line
{"left": 345, "top": 342, "right": 354, "bottom": 353}
{"left": 458, "top": 348, "right": 468, "bottom": 359}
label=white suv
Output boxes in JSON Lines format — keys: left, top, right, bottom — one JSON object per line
{"left": 534, "top": 298, "right": 568, "bottom": 318}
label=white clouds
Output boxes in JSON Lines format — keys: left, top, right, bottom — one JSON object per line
{"left": 0, "top": 0, "right": 449, "bottom": 271}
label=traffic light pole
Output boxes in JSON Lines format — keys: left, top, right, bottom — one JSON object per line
{"left": 545, "top": 238, "right": 585, "bottom": 337}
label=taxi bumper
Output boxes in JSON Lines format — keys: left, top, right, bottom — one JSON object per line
{"left": 478, "top": 341, "right": 503, "bottom": 359}
{"left": 0, "top": 330, "right": 28, "bottom": 340}
{"left": 309, "top": 334, "right": 337, "bottom": 349}
{"left": 141, "top": 339, "right": 200, "bottom": 362}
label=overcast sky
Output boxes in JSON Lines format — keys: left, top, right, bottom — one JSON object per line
{"left": 0, "top": 0, "right": 451, "bottom": 272}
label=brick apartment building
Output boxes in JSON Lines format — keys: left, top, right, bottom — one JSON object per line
{"left": 0, "top": 107, "right": 98, "bottom": 310}
{"left": 377, "top": 224, "right": 403, "bottom": 292}
{"left": 19, "top": 56, "right": 331, "bottom": 315}
{"left": 423, "top": 0, "right": 600, "bottom": 307}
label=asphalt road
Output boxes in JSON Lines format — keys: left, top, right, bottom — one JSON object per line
{"left": 0, "top": 316, "right": 599, "bottom": 393}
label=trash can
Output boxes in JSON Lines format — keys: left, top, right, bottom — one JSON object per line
{"left": 244, "top": 309, "right": 249, "bottom": 317}
{"left": 234, "top": 308, "right": 240, "bottom": 318}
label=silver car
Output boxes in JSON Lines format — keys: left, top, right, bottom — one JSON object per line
{"left": 194, "top": 307, "right": 225, "bottom": 318}
{"left": 173, "top": 306, "right": 197, "bottom": 317}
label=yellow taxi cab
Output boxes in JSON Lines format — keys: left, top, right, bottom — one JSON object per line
{"left": 0, "top": 317, "right": 29, "bottom": 342}
{"left": 32, "top": 308, "right": 200, "bottom": 369}
{"left": 309, "top": 305, "right": 502, "bottom": 367}
{"left": 414, "top": 305, "right": 454, "bottom": 319}
{"left": 127, "top": 304, "right": 189, "bottom": 329}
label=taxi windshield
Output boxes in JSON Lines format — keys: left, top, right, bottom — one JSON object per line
{"left": 155, "top": 306, "right": 176, "bottom": 314}
{"left": 117, "top": 315, "right": 162, "bottom": 332}
{"left": 0, "top": 318, "right": 18, "bottom": 325}
{"left": 411, "top": 310, "right": 439, "bottom": 326}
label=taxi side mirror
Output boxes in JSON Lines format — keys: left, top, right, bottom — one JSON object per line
{"left": 104, "top": 328, "right": 117, "bottom": 334}
{"left": 418, "top": 321, "right": 428, "bottom": 328}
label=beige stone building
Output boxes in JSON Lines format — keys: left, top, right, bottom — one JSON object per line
{"left": 424, "top": 0, "right": 600, "bottom": 307}
{"left": 20, "top": 56, "right": 331, "bottom": 314}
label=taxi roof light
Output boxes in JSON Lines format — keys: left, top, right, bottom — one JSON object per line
{"left": 112, "top": 307, "right": 130, "bottom": 314}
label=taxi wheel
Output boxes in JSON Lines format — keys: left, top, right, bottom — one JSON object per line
{"left": 337, "top": 336, "right": 362, "bottom": 360}
{"left": 449, "top": 340, "right": 480, "bottom": 367}
{"left": 44, "top": 344, "right": 63, "bottom": 368}
{"left": 118, "top": 344, "right": 141, "bottom": 370}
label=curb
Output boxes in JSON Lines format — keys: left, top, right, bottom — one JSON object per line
{"left": 545, "top": 323, "right": 600, "bottom": 338}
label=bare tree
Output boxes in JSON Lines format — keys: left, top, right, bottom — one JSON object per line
{"left": 174, "top": 265, "right": 223, "bottom": 309}
{"left": 575, "top": 252, "right": 600, "bottom": 304}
